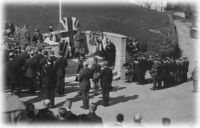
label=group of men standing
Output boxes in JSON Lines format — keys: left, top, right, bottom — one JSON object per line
{"left": 124, "top": 54, "right": 190, "bottom": 90}
{"left": 77, "top": 57, "right": 113, "bottom": 109}
{"left": 150, "top": 57, "right": 189, "bottom": 90}
{"left": 4, "top": 44, "right": 68, "bottom": 108}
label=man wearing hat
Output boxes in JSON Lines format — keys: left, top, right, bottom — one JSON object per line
{"left": 99, "top": 61, "right": 113, "bottom": 106}
{"left": 78, "top": 61, "right": 93, "bottom": 109}
{"left": 32, "top": 28, "right": 43, "bottom": 44}
{"left": 73, "top": 27, "right": 86, "bottom": 58}
{"left": 55, "top": 51, "right": 68, "bottom": 95}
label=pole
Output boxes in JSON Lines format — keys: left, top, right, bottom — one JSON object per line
{"left": 59, "top": 0, "right": 62, "bottom": 22}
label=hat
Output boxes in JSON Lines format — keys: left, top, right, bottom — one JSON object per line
{"left": 134, "top": 114, "right": 142, "bottom": 122}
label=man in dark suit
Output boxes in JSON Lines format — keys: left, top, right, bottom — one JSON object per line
{"left": 34, "top": 47, "right": 44, "bottom": 87}
{"left": 5, "top": 52, "right": 21, "bottom": 94}
{"left": 25, "top": 51, "right": 38, "bottom": 94}
{"left": 43, "top": 57, "right": 57, "bottom": 108}
{"left": 32, "top": 29, "right": 43, "bottom": 44}
{"left": 86, "top": 103, "right": 103, "bottom": 125}
{"left": 40, "top": 50, "right": 49, "bottom": 88}
{"left": 78, "top": 61, "right": 93, "bottom": 109}
{"left": 182, "top": 57, "right": 189, "bottom": 82}
{"left": 55, "top": 51, "right": 68, "bottom": 95}
{"left": 105, "top": 39, "right": 116, "bottom": 67}
{"left": 99, "top": 61, "right": 113, "bottom": 106}
{"left": 90, "top": 57, "right": 101, "bottom": 95}
{"left": 76, "top": 55, "right": 84, "bottom": 81}
{"left": 14, "top": 46, "right": 30, "bottom": 89}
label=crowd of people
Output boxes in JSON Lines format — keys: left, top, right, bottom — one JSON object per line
{"left": 5, "top": 94, "right": 171, "bottom": 126}
{"left": 124, "top": 54, "right": 190, "bottom": 90}
{"left": 4, "top": 22, "right": 114, "bottom": 111}
{"left": 3, "top": 21, "right": 198, "bottom": 126}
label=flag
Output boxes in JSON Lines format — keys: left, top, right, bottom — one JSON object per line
{"left": 60, "top": 17, "right": 81, "bottom": 35}
{"left": 60, "top": 17, "right": 81, "bottom": 56}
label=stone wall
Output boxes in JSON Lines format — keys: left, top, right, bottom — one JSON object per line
{"left": 85, "top": 31, "right": 127, "bottom": 79}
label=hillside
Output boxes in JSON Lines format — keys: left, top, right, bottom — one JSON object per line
{"left": 4, "top": 3, "right": 174, "bottom": 53}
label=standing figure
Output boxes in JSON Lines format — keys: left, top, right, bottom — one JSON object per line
{"left": 43, "top": 57, "right": 57, "bottom": 108}
{"left": 15, "top": 46, "right": 30, "bottom": 89}
{"left": 99, "top": 61, "right": 113, "bottom": 106}
{"left": 105, "top": 39, "right": 116, "bottom": 67}
{"left": 74, "top": 28, "right": 86, "bottom": 58}
{"left": 32, "top": 29, "right": 43, "bottom": 44}
{"left": 34, "top": 47, "right": 44, "bottom": 88}
{"left": 25, "top": 51, "right": 38, "bottom": 94}
{"left": 78, "top": 61, "right": 93, "bottom": 109}
{"left": 183, "top": 57, "right": 189, "bottom": 82}
{"left": 55, "top": 51, "right": 68, "bottom": 95}
{"left": 19, "top": 24, "right": 31, "bottom": 46}
{"left": 90, "top": 57, "right": 101, "bottom": 95}
{"left": 150, "top": 60, "right": 162, "bottom": 90}
{"left": 192, "top": 61, "right": 199, "bottom": 92}
{"left": 5, "top": 52, "right": 21, "bottom": 94}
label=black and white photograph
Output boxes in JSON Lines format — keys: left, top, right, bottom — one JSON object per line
{"left": 1, "top": 0, "right": 199, "bottom": 127}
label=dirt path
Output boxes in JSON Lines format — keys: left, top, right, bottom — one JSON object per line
{"left": 174, "top": 20, "right": 199, "bottom": 77}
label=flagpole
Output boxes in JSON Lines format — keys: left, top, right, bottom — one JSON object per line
{"left": 59, "top": 0, "right": 62, "bottom": 22}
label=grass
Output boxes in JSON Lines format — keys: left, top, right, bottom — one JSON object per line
{"left": 4, "top": 3, "right": 174, "bottom": 54}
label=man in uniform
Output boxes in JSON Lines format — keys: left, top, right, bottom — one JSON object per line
{"left": 150, "top": 59, "right": 162, "bottom": 90}
{"left": 74, "top": 28, "right": 86, "bottom": 58}
{"left": 183, "top": 57, "right": 189, "bottom": 82}
{"left": 78, "top": 61, "right": 93, "bottom": 109}
{"left": 55, "top": 51, "right": 68, "bottom": 95}
{"left": 99, "top": 61, "right": 113, "bottom": 106}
